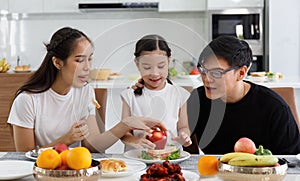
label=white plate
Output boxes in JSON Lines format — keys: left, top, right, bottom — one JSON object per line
{"left": 0, "top": 160, "right": 34, "bottom": 180}
{"left": 96, "top": 158, "right": 146, "bottom": 178}
{"left": 13, "top": 70, "right": 31, "bottom": 73}
{"left": 123, "top": 149, "right": 191, "bottom": 164}
{"left": 296, "top": 153, "right": 300, "bottom": 160}
{"left": 25, "top": 147, "right": 53, "bottom": 160}
{"left": 133, "top": 170, "right": 200, "bottom": 181}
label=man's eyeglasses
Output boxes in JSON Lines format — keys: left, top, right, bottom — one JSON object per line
{"left": 198, "top": 66, "right": 239, "bottom": 79}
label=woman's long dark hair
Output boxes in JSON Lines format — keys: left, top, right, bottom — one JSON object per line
{"left": 134, "top": 34, "right": 172, "bottom": 95}
{"left": 14, "top": 27, "right": 92, "bottom": 98}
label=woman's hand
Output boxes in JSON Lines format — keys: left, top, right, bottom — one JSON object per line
{"left": 64, "top": 120, "right": 90, "bottom": 145}
{"left": 122, "top": 116, "right": 167, "bottom": 131}
{"left": 171, "top": 132, "right": 192, "bottom": 147}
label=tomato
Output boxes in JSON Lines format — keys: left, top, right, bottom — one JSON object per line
{"left": 190, "top": 69, "right": 200, "bottom": 75}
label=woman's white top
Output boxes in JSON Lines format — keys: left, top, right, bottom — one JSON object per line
{"left": 7, "top": 85, "right": 96, "bottom": 147}
{"left": 121, "top": 83, "right": 190, "bottom": 147}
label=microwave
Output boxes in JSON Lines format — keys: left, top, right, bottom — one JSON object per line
{"left": 208, "top": 8, "right": 266, "bottom": 71}
{"left": 209, "top": 8, "right": 264, "bottom": 56}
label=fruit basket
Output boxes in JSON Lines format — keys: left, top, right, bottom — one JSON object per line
{"left": 33, "top": 159, "right": 101, "bottom": 181}
{"left": 218, "top": 158, "right": 288, "bottom": 181}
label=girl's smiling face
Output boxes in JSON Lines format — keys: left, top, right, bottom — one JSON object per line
{"left": 135, "top": 50, "right": 170, "bottom": 90}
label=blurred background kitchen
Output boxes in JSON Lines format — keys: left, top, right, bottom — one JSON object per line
{"left": 1, "top": 0, "right": 300, "bottom": 153}
{"left": 0, "top": 0, "right": 299, "bottom": 76}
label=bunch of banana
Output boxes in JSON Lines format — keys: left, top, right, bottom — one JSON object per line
{"left": 0, "top": 58, "right": 11, "bottom": 73}
{"left": 220, "top": 152, "right": 278, "bottom": 167}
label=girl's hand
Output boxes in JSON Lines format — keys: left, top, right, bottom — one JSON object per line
{"left": 65, "top": 120, "right": 90, "bottom": 145}
{"left": 171, "top": 132, "right": 192, "bottom": 147}
{"left": 131, "top": 78, "right": 144, "bottom": 90}
{"left": 129, "top": 137, "right": 156, "bottom": 150}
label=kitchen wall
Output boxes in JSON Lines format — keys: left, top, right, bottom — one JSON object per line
{"left": 0, "top": 11, "right": 208, "bottom": 75}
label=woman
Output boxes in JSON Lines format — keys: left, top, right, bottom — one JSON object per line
{"left": 7, "top": 27, "right": 165, "bottom": 152}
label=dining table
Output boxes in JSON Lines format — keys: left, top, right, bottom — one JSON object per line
{"left": 1, "top": 152, "right": 300, "bottom": 181}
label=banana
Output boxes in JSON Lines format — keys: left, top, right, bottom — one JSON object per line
{"left": 220, "top": 152, "right": 256, "bottom": 163}
{"left": 0, "top": 58, "right": 6, "bottom": 67}
{"left": 228, "top": 155, "right": 278, "bottom": 167}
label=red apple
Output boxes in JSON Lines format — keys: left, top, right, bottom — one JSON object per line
{"left": 146, "top": 127, "right": 167, "bottom": 150}
{"left": 53, "top": 143, "right": 69, "bottom": 154}
{"left": 55, "top": 165, "right": 69, "bottom": 170}
{"left": 234, "top": 137, "right": 256, "bottom": 154}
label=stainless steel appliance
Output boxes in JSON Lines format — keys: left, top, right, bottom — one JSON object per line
{"left": 208, "top": 8, "right": 266, "bottom": 72}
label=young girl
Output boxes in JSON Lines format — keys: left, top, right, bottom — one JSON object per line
{"left": 7, "top": 27, "right": 165, "bottom": 152}
{"left": 121, "top": 34, "right": 192, "bottom": 150}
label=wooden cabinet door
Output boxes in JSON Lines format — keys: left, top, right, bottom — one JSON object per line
{"left": 0, "top": 73, "right": 32, "bottom": 151}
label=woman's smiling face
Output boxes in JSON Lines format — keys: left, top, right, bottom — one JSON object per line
{"left": 135, "top": 50, "right": 170, "bottom": 90}
{"left": 59, "top": 37, "right": 93, "bottom": 88}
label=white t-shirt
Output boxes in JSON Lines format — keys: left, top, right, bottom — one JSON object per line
{"left": 7, "top": 85, "right": 96, "bottom": 147}
{"left": 121, "top": 83, "right": 190, "bottom": 146}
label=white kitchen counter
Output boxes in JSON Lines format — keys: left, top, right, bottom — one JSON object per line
{"left": 89, "top": 76, "right": 300, "bottom": 89}
{"left": 88, "top": 77, "right": 202, "bottom": 89}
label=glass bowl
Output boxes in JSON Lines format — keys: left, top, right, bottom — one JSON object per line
{"left": 33, "top": 159, "right": 101, "bottom": 181}
{"left": 218, "top": 158, "right": 288, "bottom": 181}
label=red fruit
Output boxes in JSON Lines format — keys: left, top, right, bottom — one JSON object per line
{"left": 146, "top": 127, "right": 167, "bottom": 150}
{"left": 190, "top": 66, "right": 200, "bottom": 75}
{"left": 53, "top": 143, "right": 69, "bottom": 154}
{"left": 234, "top": 137, "right": 256, "bottom": 154}
{"left": 55, "top": 165, "right": 69, "bottom": 170}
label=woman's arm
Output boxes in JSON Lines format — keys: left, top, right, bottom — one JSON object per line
{"left": 13, "top": 125, "right": 35, "bottom": 152}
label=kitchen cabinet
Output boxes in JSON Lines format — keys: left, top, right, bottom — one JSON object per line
{"left": 0, "top": 73, "right": 32, "bottom": 151}
{"left": 8, "top": 0, "right": 43, "bottom": 13}
{"left": 0, "top": 0, "right": 9, "bottom": 13}
{"left": 44, "top": 0, "right": 80, "bottom": 13}
{"left": 207, "top": 0, "right": 263, "bottom": 10}
{"left": 159, "top": 0, "right": 206, "bottom": 12}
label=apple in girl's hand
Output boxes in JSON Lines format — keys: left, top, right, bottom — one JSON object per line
{"left": 234, "top": 137, "right": 256, "bottom": 154}
{"left": 53, "top": 143, "right": 69, "bottom": 153}
{"left": 146, "top": 127, "right": 167, "bottom": 150}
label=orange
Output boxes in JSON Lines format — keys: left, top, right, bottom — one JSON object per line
{"left": 36, "top": 149, "right": 61, "bottom": 169}
{"left": 197, "top": 155, "right": 219, "bottom": 176}
{"left": 60, "top": 149, "right": 70, "bottom": 166}
{"left": 66, "top": 147, "right": 92, "bottom": 170}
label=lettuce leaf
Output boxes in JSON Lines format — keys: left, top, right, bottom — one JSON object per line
{"left": 162, "top": 149, "right": 180, "bottom": 160}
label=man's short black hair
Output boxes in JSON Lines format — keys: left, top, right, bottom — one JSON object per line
{"left": 199, "top": 35, "right": 253, "bottom": 68}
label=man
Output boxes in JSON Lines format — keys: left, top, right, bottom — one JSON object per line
{"left": 191, "top": 35, "right": 300, "bottom": 154}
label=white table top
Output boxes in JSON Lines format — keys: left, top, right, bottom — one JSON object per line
{"left": 1, "top": 152, "right": 300, "bottom": 181}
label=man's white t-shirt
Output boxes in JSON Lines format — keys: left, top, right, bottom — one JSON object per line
{"left": 121, "top": 83, "right": 190, "bottom": 146}
{"left": 7, "top": 85, "right": 96, "bottom": 147}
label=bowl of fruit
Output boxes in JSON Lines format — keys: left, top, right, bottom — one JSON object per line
{"left": 218, "top": 137, "right": 288, "bottom": 181}
{"left": 33, "top": 144, "right": 101, "bottom": 181}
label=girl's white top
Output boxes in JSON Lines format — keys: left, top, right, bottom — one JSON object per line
{"left": 121, "top": 83, "right": 190, "bottom": 147}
